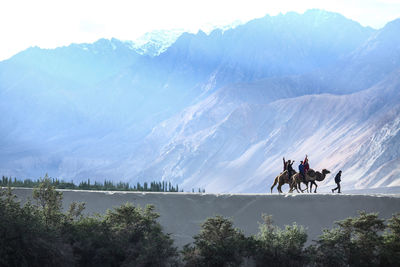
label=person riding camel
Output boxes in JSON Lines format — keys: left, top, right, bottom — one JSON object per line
{"left": 299, "top": 161, "right": 305, "bottom": 182}
{"left": 287, "top": 160, "right": 295, "bottom": 183}
{"left": 283, "top": 157, "right": 288, "bottom": 172}
{"left": 304, "top": 155, "right": 310, "bottom": 174}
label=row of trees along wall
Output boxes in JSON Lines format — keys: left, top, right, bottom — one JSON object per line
{"left": 1, "top": 174, "right": 182, "bottom": 192}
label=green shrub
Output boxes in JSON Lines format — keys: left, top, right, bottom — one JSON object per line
{"left": 182, "top": 215, "right": 251, "bottom": 266}
{"left": 253, "top": 214, "right": 308, "bottom": 267}
{"left": 62, "top": 203, "right": 179, "bottom": 266}
{"left": 313, "top": 211, "right": 386, "bottom": 267}
{"left": 1, "top": 179, "right": 178, "bottom": 267}
{"left": 0, "top": 187, "right": 73, "bottom": 267}
{"left": 381, "top": 213, "right": 400, "bottom": 266}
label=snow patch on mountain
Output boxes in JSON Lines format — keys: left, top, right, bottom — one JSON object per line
{"left": 130, "top": 29, "right": 185, "bottom": 56}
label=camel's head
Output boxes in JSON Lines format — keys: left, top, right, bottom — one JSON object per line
{"left": 322, "top": 169, "right": 331, "bottom": 175}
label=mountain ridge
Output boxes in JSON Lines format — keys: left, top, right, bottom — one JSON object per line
{"left": 0, "top": 10, "right": 399, "bottom": 192}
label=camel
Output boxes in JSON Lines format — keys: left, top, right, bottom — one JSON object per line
{"left": 290, "top": 169, "right": 330, "bottom": 193}
{"left": 270, "top": 170, "right": 300, "bottom": 193}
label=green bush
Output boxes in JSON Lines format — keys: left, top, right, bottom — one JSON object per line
{"left": 32, "top": 174, "right": 64, "bottom": 230}
{"left": 61, "top": 203, "right": 179, "bottom": 266}
{"left": 313, "top": 211, "right": 387, "bottom": 267}
{"left": 0, "top": 187, "right": 73, "bottom": 267}
{"left": 253, "top": 214, "right": 308, "bottom": 267}
{"left": 182, "top": 215, "right": 251, "bottom": 266}
{"left": 0, "top": 179, "right": 178, "bottom": 267}
{"left": 381, "top": 213, "right": 400, "bottom": 266}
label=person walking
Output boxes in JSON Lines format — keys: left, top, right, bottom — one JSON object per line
{"left": 332, "top": 170, "right": 342, "bottom": 193}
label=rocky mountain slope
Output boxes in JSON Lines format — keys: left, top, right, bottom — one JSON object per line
{"left": 127, "top": 69, "right": 400, "bottom": 192}
{"left": 122, "top": 15, "right": 400, "bottom": 192}
{"left": 0, "top": 10, "right": 398, "bottom": 192}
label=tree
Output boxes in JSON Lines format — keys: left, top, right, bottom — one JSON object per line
{"left": 182, "top": 215, "right": 251, "bottom": 266}
{"left": 32, "top": 174, "right": 64, "bottom": 229}
{"left": 1, "top": 179, "right": 179, "bottom": 266}
{"left": 381, "top": 213, "right": 400, "bottom": 266}
{"left": 313, "top": 211, "right": 385, "bottom": 267}
{"left": 64, "top": 203, "right": 178, "bottom": 267}
{"left": 106, "top": 203, "right": 178, "bottom": 266}
{"left": 0, "top": 187, "right": 72, "bottom": 266}
{"left": 311, "top": 227, "right": 350, "bottom": 267}
{"left": 62, "top": 215, "right": 115, "bottom": 266}
{"left": 66, "top": 201, "right": 86, "bottom": 222}
{"left": 253, "top": 214, "right": 308, "bottom": 267}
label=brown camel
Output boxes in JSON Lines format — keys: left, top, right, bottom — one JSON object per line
{"left": 270, "top": 170, "right": 300, "bottom": 193}
{"left": 290, "top": 169, "right": 330, "bottom": 193}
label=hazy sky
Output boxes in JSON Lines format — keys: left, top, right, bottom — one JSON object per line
{"left": 1, "top": 0, "right": 399, "bottom": 60}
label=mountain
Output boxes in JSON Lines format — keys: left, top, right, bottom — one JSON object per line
{"left": 126, "top": 68, "right": 400, "bottom": 192}
{"left": 82, "top": 8, "right": 375, "bottom": 132}
{"left": 1, "top": 38, "right": 142, "bottom": 85}
{"left": 311, "top": 18, "right": 400, "bottom": 95}
{"left": 0, "top": 10, "right": 398, "bottom": 192}
{"left": 155, "top": 9, "right": 374, "bottom": 91}
{"left": 130, "top": 29, "right": 185, "bottom": 57}
{"left": 120, "top": 14, "right": 400, "bottom": 192}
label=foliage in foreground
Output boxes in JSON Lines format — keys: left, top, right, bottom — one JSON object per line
{"left": 181, "top": 214, "right": 308, "bottom": 267}
{"left": 182, "top": 212, "right": 400, "bottom": 267}
{"left": 309, "top": 211, "right": 400, "bottom": 267}
{"left": 1, "top": 177, "right": 400, "bottom": 266}
{"left": 253, "top": 214, "right": 308, "bottom": 266}
{"left": 182, "top": 215, "right": 251, "bottom": 266}
{"left": 0, "top": 177, "right": 178, "bottom": 267}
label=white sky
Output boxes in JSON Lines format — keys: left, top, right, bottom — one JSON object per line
{"left": 0, "top": 0, "right": 400, "bottom": 61}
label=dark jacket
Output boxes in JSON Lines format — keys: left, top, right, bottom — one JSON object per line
{"left": 287, "top": 162, "right": 294, "bottom": 172}
{"left": 335, "top": 172, "right": 342, "bottom": 183}
{"left": 299, "top": 164, "right": 305, "bottom": 174}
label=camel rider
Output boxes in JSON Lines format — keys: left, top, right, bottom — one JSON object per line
{"left": 283, "top": 157, "right": 288, "bottom": 172}
{"left": 299, "top": 161, "right": 305, "bottom": 182}
{"left": 287, "top": 160, "right": 295, "bottom": 182}
{"left": 304, "top": 155, "right": 310, "bottom": 174}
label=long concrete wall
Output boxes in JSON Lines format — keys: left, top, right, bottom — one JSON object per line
{"left": 12, "top": 188, "right": 400, "bottom": 247}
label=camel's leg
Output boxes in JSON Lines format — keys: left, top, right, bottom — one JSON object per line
{"left": 295, "top": 182, "right": 300, "bottom": 193}
{"left": 299, "top": 181, "right": 303, "bottom": 192}
{"left": 277, "top": 181, "right": 283, "bottom": 193}
{"left": 289, "top": 180, "right": 297, "bottom": 193}
{"left": 300, "top": 183, "right": 307, "bottom": 193}
{"left": 312, "top": 181, "right": 318, "bottom": 193}
{"left": 304, "top": 181, "right": 309, "bottom": 193}
{"left": 270, "top": 177, "right": 278, "bottom": 193}
{"left": 288, "top": 178, "right": 295, "bottom": 193}
{"left": 292, "top": 179, "right": 300, "bottom": 193}
{"left": 297, "top": 181, "right": 303, "bottom": 193}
